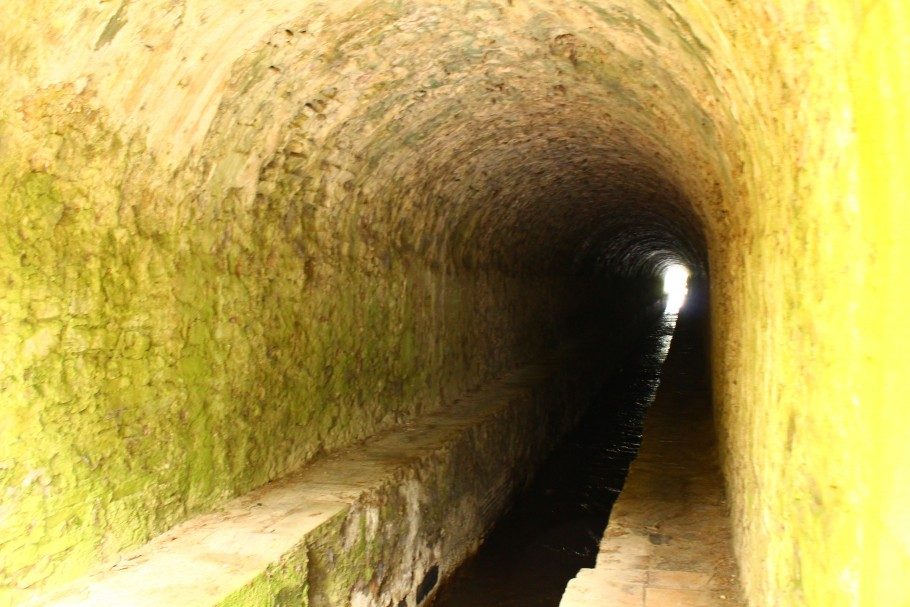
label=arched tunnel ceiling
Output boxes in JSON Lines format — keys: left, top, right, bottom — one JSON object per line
{"left": 14, "top": 0, "right": 736, "bottom": 277}
{"left": 215, "top": 0, "right": 728, "bottom": 276}
{"left": 5, "top": 1, "right": 908, "bottom": 605}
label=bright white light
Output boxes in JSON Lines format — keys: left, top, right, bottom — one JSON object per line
{"left": 663, "top": 264, "right": 690, "bottom": 314}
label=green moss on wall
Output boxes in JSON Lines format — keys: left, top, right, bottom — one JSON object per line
{"left": 0, "top": 80, "right": 590, "bottom": 603}
{"left": 5, "top": 2, "right": 905, "bottom": 606}
{"left": 217, "top": 548, "right": 309, "bottom": 607}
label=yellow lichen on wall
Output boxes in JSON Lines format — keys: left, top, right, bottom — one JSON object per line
{"left": 0, "top": 4, "right": 602, "bottom": 600}
{"left": 700, "top": 1, "right": 910, "bottom": 605}
{"left": 850, "top": 1, "right": 910, "bottom": 604}
{"left": 1, "top": 0, "right": 908, "bottom": 605}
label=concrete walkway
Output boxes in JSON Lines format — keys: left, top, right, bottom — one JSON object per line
{"left": 560, "top": 316, "right": 746, "bottom": 607}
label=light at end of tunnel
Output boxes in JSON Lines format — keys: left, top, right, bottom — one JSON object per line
{"left": 663, "top": 264, "right": 690, "bottom": 315}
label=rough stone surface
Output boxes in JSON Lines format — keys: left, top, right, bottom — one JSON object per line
{"left": 560, "top": 313, "right": 745, "bottom": 607}
{"left": 1, "top": 1, "right": 908, "bottom": 606}
{"left": 24, "top": 317, "right": 648, "bottom": 607}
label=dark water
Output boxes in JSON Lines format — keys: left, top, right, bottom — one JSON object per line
{"left": 429, "top": 315, "right": 678, "bottom": 607}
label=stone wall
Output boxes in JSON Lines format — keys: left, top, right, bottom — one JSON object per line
{"left": 1, "top": 1, "right": 907, "bottom": 605}
{"left": 26, "top": 307, "right": 659, "bottom": 607}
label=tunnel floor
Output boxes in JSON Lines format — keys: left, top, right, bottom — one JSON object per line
{"left": 428, "top": 314, "right": 677, "bottom": 607}
{"left": 561, "top": 311, "right": 746, "bottom": 607}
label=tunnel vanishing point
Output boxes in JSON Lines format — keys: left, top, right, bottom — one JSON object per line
{"left": 1, "top": 1, "right": 908, "bottom": 606}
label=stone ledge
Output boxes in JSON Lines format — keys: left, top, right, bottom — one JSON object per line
{"left": 27, "top": 324, "right": 640, "bottom": 607}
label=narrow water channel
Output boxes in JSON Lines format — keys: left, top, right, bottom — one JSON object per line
{"left": 429, "top": 314, "right": 679, "bottom": 607}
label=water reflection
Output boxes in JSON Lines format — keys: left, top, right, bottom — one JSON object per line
{"left": 430, "top": 316, "right": 678, "bottom": 607}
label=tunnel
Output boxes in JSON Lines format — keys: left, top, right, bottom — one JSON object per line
{"left": 1, "top": 1, "right": 908, "bottom": 606}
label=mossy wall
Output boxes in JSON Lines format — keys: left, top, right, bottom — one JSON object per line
{"left": 1, "top": 1, "right": 908, "bottom": 606}
{"left": 0, "top": 114, "right": 599, "bottom": 601}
